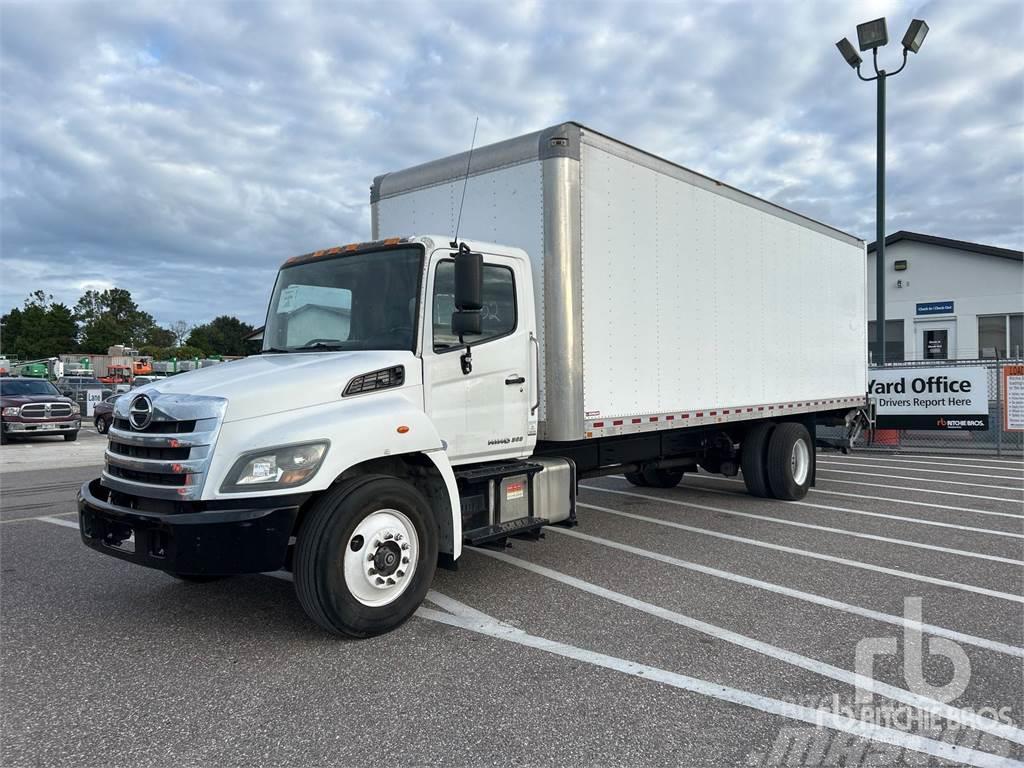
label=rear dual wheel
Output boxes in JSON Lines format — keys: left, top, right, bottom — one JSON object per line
{"left": 624, "top": 466, "right": 685, "bottom": 489}
{"left": 766, "top": 422, "right": 813, "bottom": 501}
{"left": 742, "top": 421, "right": 813, "bottom": 501}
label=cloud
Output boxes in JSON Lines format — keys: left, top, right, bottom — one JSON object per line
{"left": 1, "top": 0, "right": 1021, "bottom": 326}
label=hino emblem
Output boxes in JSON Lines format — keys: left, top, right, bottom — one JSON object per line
{"left": 128, "top": 394, "right": 153, "bottom": 431}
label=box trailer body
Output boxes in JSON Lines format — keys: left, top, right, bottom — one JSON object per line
{"left": 372, "top": 122, "right": 867, "bottom": 444}
{"left": 78, "top": 122, "right": 870, "bottom": 638}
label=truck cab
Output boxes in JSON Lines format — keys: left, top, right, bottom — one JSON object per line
{"left": 78, "top": 236, "right": 568, "bottom": 638}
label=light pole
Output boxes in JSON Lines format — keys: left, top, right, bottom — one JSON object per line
{"left": 836, "top": 18, "right": 929, "bottom": 364}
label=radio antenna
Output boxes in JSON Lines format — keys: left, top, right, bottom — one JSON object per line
{"left": 451, "top": 116, "right": 479, "bottom": 248}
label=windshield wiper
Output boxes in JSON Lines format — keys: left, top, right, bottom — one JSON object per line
{"left": 291, "top": 342, "right": 346, "bottom": 352}
{"left": 262, "top": 347, "right": 292, "bottom": 354}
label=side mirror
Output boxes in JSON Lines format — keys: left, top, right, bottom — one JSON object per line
{"left": 453, "top": 243, "right": 483, "bottom": 311}
{"left": 451, "top": 310, "right": 481, "bottom": 337}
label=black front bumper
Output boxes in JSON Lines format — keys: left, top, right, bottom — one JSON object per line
{"left": 78, "top": 479, "right": 303, "bottom": 576}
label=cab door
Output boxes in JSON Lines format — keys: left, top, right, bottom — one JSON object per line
{"left": 422, "top": 250, "right": 536, "bottom": 464}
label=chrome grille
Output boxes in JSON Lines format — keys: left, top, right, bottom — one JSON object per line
{"left": 20, "top": 402, "right": 73, "bottom": 418}
{"left": 102, "top": 393, "right": 226, "bottom": 502}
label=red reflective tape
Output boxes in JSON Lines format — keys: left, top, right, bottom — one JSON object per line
{"left": 682, "top": 413, "right": 690, "bottom": 419}
{"left": 593, "top": 421, "right": 604, "bottom": 427}
{"left": 631, "top": 418, "right": 641, "bottom": 424}
{"left": 696, "top": 412, "right": 704, "bottom": 417}
{"left": 709, "top": 411, "right": 717, "bottom": 416}
{"left": 666, "top": 415, "right": 674, "bottom": 421}
{"left": 758, "top": 407, "right": 764, "bottom": 411}
{"left": 747, "top": 408, "right": 753, "bottom": 412}
{"left": 613, "top": 420, "right": 623, "bottom": 426}
{"left": 722, "top": 410, "right": 729, "bottom": 415}
{"left": 650, "top": 416, "right": 659, "bottom": 422}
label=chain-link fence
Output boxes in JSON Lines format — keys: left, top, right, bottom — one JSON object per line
{"left": 860, "top": 358, "right": 1023, "bottom": 457}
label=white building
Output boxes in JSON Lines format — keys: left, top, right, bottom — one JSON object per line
{"left": 867, "top": 231, "right": 1023, "bottom": 362}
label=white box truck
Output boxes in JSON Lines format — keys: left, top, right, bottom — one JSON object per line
{"left": 78, "top": 123, "right": 869, "bottom": 637}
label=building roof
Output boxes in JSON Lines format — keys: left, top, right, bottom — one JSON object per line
{"left": 867, "top": 231, "right": 1023, "bottom": 262}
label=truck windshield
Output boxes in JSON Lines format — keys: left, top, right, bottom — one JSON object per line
{"left": 263, "top": 246, "right": 423, "bottom": 353}
{"left": 1, "top": 379, "right": 61, "bottom": 396}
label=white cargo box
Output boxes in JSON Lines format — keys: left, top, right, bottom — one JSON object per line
{"left": 372, "top": 123, "right": 867, "bottom": 442}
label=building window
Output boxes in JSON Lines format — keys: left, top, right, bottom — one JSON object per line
{"left": 868, "top": 319, "right": 904, "bottom": 363}
{"left": 979, "top": 313, "right": 1024, "bottom": 359}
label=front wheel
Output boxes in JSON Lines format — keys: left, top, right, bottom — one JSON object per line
{"left": 294, "top": 476, "right": 438, "bottom": 638}
{"left": 95, "top": 417, "right": 108, "bottom": 434}
{"left": 766, "top": 422, "right": 813, "bottom": 500}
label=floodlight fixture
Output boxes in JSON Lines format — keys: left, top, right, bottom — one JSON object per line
{"left": 856, "top": 18, "right": 889, "bottom": 51}
{"left": 835, "top": 37, "right": 862, "bottom": 68}
{"left": 835, "top": 17, "right": 929, "bottom": 362}
{"left": 902, "top": 19, "right": 929, "bottom": 53}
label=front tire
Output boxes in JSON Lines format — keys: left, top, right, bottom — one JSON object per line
{"left": 95, "top": 417, "right": 108, "bottom": 434}
{"left": 294, "top": 476, "right": 438, "bottom": 638}
{"left": 766, "top": 422, "right": 813, "bottom": 501}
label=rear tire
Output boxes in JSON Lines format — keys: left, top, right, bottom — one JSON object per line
{"left": 294, "top": 475, "right": 438, "bottom": 638}
{"left": 624, "top": 471, "right": 649, "bottom": 487}
{"left": 64, "top": 431, "right": 79, "bottom": 442}
{"left": 766, "top": 422, "right": 813, "bottom": 501}
{"left": 641, "top": 466, "right": 685, "bottom": 488}
{"left": 741, "top": 422, "right": 775, "bottom": 498}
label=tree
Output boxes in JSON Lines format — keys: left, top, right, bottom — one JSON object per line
{"left": 168, "top": 320, "right": 192, "bottom": 347}
{"left": 74, "top": 288, "right": 156, "bottom": 353}
{"left": 186, "top": 315, "right": 255, "bottom": 357}
{"left": 143, "top": 325, "right": 176, "bottom": 348}
{"left": 0, "top": 292, "right": 77, "bottom": 360}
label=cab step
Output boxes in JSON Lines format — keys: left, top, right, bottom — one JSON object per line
{"left": 464, "top": 516, "right": 548, "bottom": 547}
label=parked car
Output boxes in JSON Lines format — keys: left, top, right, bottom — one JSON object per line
{"left": 55, "top": 376, "right": 108, "bottom": 397}
{"left": 0, "top": 377, "right": 81, "bottom": 443}
{"left": 92, "top": 394, "right": 122, "bottom": 434}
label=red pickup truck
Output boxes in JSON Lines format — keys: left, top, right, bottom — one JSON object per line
{"left": 0, "top": 377, "right": 81, "bottom": 443}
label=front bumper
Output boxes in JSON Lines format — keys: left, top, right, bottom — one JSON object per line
{"left": 78, "top": 479, "right": 303, "bottom": 576}
{"left": 3, "top": 419, "right": 80, "bottom": 433}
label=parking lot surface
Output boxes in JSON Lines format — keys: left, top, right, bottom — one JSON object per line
{"left": 2, "top": 435, "right": 1022, "bottom": 767}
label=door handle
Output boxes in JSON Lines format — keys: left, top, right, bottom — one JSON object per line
{"left": 505, "top": 375, "right": 526, "bottom": 386}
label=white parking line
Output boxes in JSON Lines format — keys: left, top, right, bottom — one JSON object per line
{"left": 682, "top": 475, "right": 1024, "bottom": 520}
{"left": 0, "top": 510, "right": 77, "bottom": 525}
{"left": 828, "top": 455, "right": 1024, "bottom": 472}
{"left": 640, "top": 481, "right": 1024, "bottom": 539}
{"left": 798, "top": 476, "right": 1023, "bottom": 504}
{"left": 36, "top": 516, "right": 79, "bottom": 529}
{"left": 818, "top": 460, "right": 1023, "bottom": 481}
{"left": 581, "top": 486, "right": 1024, "bottom": 566}
{"left": 818, "top": 459, "right": 1024, "bottom": 482}
{"left": 577, "top": 502, "right": 1024, "bottom": 604}
{"left": 545, "top": 527, "right": 1024, "bottom": 658}
{"left": 854, "top": 453, "right": 1024, "bottom": 466}
{"left": 819, "top": 468, "right": 1024, "bottom": 492}
{"left": 429, "top": 584, "right": 1024, "bottom": 760}
{"left": 417, "top": 606, "right": 1019, "bottom": 768}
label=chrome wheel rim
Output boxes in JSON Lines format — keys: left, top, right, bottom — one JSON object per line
{"left": 791, "top": 439, "right": 810, "bottom": 486}
{"left": 343, "top": 509, "right": 419, "bottom": 607}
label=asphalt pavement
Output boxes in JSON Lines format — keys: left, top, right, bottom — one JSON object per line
{"left": 1, "top": 433, "right": 1022, "bottom": 767}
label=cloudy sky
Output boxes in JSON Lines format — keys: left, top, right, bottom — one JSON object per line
{"left": 1, "top": 0, "right": 1021, "bottom": 327}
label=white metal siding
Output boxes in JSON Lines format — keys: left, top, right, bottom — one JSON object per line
{"left": 579, "top": 142, "right": 866, "bottom": 420}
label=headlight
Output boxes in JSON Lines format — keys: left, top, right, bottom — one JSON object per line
{"left": 220, "top": 441, "right": 329, "bottom": 493}
{"left": 71, "top": 403, "right": 81, "bottom": 415}
{"left": 2, "top": 407, "right": 19, "bottom": 417}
